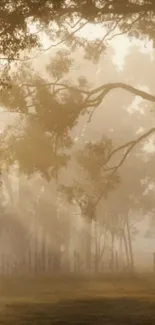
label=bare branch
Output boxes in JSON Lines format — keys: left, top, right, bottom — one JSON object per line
{"left": 106, "top": 12, "right": 146, "bottom": 42}
{"left": 106, "top": 128, "right": 155, "bottom": 171}
{"left": 22, "top": 82, "right": 89, "bottom": 95}
{"left": 99, "top": 17, "right": 123, "bottom": 47}
{"left": 93, "top": 128, "right": 155, "bottom": 208}
{"left": 88, "top": 82, "right": 155, "bottom": 104}
{"left": 3, "top": 81, "right": 155, "bottom": 121}
{"left": 65, "top": 17, "right": 84, "bottom": 29}
{"left": 38, "top": 21, "right": 88, "bottom": 54}
{"left": 23, "top": 81, "right": 155, "bottom": 103}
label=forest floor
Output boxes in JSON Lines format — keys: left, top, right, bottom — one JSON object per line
{"left": 0, "top": 274, "right": 155, "bottom": 324}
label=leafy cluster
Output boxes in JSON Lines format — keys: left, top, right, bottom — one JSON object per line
{"left": 0, "top": 0, "right": 155, "bottom": 60}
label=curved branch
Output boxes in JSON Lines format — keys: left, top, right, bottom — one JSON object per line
{"left": 106, "top": 12, "right": 146, "bottom": 42}
{"left": 105, "top": 128, "right": 155, "bottom": 169}
{"left": 107, "top": 128, "right": 155, "bottom": 171}
{"left": 23, "top": 81, "right": 155, "bottom": 103}
{"left": 94, "top": 127, "right": 155, "bottom": 207}
{"left": 88, "top": 82, "right": 155, "bottom": 104}
{"left": 3, "top": 81, "right": 155, "bottom": 118}
{"left": 10, "top": 80, "right": 155, "bottom": 117}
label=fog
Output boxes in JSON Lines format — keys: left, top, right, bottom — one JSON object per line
{"left": 0, "top": 7, "right": 154, "bottom": 281}
{"left": 0, "top": 34, "right": 154, "bottom": 277}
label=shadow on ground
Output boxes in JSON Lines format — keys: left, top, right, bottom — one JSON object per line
{"left": 1, "top": 298, "right": 155, "bottom": 324}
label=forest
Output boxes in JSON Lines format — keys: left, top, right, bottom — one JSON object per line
{"left": 0, "top": 0, "right": 154, "bottom": 277}
{"left": 0, "top": 1, "right": 155, "bottom": 324}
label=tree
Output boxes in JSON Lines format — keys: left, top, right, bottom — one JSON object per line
{"left": 0, "top": 0, "right": 155, "bottom": 61}
{"left": 61, "top": 138, "right": 120, "bottom": 219}
{"left": 0, "top": 50, "right": 88, "bottom": 180}
{"left": 0, "top": 1, "right": 155, "bottom": 173}
{"left": 60, "top": 138, "right": 120, "bottom": 272}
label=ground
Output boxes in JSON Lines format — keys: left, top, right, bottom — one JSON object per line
{"left": 0, "top": 274, "right": 155, "bottom": 324}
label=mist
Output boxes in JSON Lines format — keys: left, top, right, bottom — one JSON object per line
{"left": 1, "top": 1, "right": 155, "bottom": 323}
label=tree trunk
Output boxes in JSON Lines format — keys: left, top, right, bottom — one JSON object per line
{"left": 85, "top": 220, "right": 92, "bottom": 274}
{"left": 122, "top": 229, "right": 130, "bottom": 269}
{"left": 126, "top": 214, "right": 134, "bottom": 272}
{"left": 94, "top": 221, "right": 99, "bottom": 274}
{"left": 99, "top": 225, "right": 107, "bottom": 271}
{"left": 111, "top": 232, "right": 115, "bottom": 273}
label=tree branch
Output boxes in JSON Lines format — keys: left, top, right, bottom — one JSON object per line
{"left": 0, "top": 20, "right": 88, "bottom": 63}
{"left": 22, "top": 81, "right": 155, "bottom": 103}
{"left": 5, "top": 80, "right": 155, "bottom": 118}
{"left": 22, "top": 82, "right": 89, "bottom": 95}
{"left": 106, "top": 12, "right": 146, "bottom": 42}
{"left": 105, "top": 128, "right": 155, "bottom": 169}
{"left": 37, "top": 20, "right": 88, "bottom": 54}
{"left": 93, "top": 127, "right": 155, "bottom": 208}
{"left": 88, "top": 82, "right": 155, "bottom": 105}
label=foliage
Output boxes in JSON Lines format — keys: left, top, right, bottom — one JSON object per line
{"left": 0, "top": 0, "right": 154, "bottom": 62}
{"left": 46, "top": 49, "right": 73, "bottom": 80}
{"left": 61, "top": 139, "right": 120, "bottom": 220}
{"left": 0, "top": 51, "right": 88, "bottom": 179}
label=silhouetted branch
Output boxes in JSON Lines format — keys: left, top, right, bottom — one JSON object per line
{"left": 87, "top": 82, "right": 155, "bottom": 105}
{"left": 106, "top": 12, "right": 146, "bottom": 42}
{"left": 38, "top": 21, "right": 88, "bottom": 54}
{"left": 22, "top": 82, "right": 89, "bottom": 94}
{"left": 94, "top": 128, "right": 155, "bottom": 207}
{"left": 23, "top": 81, "right": 155, "bottom": 103}
{"left": 99, "top": 17, "right": 123, "bottom": 46}
{"left": 0, "top": 20, "right": 88, "bottom": 63}
{"left": 3, "top": 81, "right": 155, "bottom": 119}
{"left": 105, "top": 128, "right": 155, "bottom": 169}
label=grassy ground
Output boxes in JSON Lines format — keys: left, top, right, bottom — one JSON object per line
{"left": 0, "top": 274, "right": 155, "bottom": 324}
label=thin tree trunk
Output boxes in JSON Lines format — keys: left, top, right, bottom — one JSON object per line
{"left": 115, "top": 251, "right": 119, "bottom": 272}
{"left": 99, "top": 225, "right": 107, "bottom": 270}
{"left": 119, "top": 231, "right": 123, "bottom": 269}
{"left": 94, "top": 220, "right": 99, "bottom": 274}
{"left": 85, "top": 220, "right": 92, "bottom": 273}
{"left": 126, "top": 214, "right": 134, "bottom": 272}
{"left": 122, "top": 229, "right": 130, "bottom": 269}
{"left": 111, "top": 232, "right": 115, "bottom": 273}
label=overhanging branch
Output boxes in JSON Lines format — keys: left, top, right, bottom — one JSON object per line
{"left": 94, "top": 127, "right": 155, "bottom": 208}
{"left": 87, "top": 83, "right": 155, "bottom": 107}
{"left": 23, "top": 81, "right": 155, "bottom": 103}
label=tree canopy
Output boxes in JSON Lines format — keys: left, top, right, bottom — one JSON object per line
{"left": 0, "top": 0, "right": 154, "bottom": 225}
{"left": 0, "top": 0, "right": 155, "bottom": 61}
